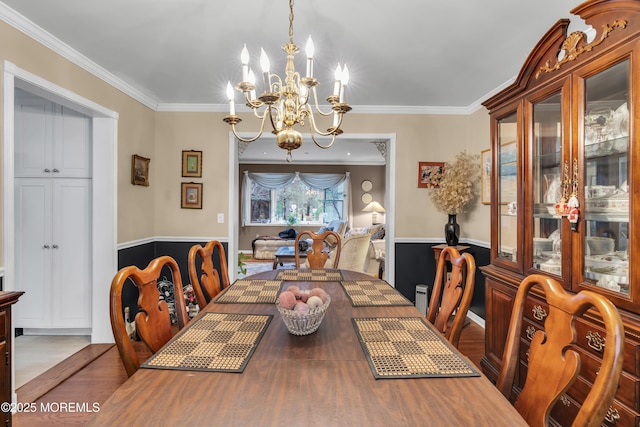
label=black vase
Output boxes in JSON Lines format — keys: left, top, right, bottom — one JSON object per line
{"left": 444, "top": 214, "right": 460, "bottom": 246}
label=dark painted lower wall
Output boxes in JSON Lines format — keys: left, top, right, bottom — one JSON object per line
{"left": 118, "top": 240, "right": 229, "bottom": 316}
{"left": 117, "top": 239, "right": 489, "bottom": 320}
{"left": 394, "top": 242, "right": 490, "bottom": 319}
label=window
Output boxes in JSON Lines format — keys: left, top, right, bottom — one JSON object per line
{"left": 246, "top": 173, "right": 346, "bottom": 225}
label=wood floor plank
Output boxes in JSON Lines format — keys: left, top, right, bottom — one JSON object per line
{"left": 16, "top": 344, "right": 114, "bottom": 404}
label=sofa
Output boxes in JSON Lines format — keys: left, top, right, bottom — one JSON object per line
{"left": 346, "top": 224, "right": 386, "bottom": 277}
{"left": 304, "top": 223, "right": 386, "bottom": 277}
{"left": 252, "top": 219, "right": 349, "bottom": 260}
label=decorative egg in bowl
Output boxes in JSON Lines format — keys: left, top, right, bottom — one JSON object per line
{"left": 276, "top": 287, "right": 331, "bottom": 335}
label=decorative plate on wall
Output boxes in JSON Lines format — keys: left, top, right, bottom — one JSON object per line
{"left": 361, "top": 180, "right": 373, "bottom": 192}
{"left": 361, "top": 193, "right": 373, "bottom": 204}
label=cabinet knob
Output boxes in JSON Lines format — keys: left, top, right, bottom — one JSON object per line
{"left": 52, "top": 244, "right": 59, "bottom": 249}
{"left": 52, "top": 168, "right": 60, "bottom": 173}
{"left": 44, "top": 168, "right": 51, "bottom": 173}
{"left": 43, "top": 245, "right": 50, "bottom": 249}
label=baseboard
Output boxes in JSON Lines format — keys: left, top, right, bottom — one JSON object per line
{"left": 467, "top": 311, "right": 485, "bottom": 329}
{"left": 16, "top": 343, "right": 113, "bottom": 404}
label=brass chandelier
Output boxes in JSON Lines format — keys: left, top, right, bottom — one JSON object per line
{"left": 223, "top": 0, "right": 351, "bottom": 162}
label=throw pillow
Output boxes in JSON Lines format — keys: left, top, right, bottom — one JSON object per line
{"left": 318, "top": 226, "right": 334, "bottom": 234}
{"left": 345, "top": 227, "right": 370, "bottom": 238}
{"left": 371, "top": 227, "right": 385, "bottom": 240}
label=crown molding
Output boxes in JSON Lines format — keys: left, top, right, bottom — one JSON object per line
{"left": 0, "top": 3, "right": 159, "bottom": 110}
{"left": 0, "top": 2, "right": 507, "bottom": 116}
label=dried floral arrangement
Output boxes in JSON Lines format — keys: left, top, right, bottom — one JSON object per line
{"left": 429, "top": 151, "right": 481, "bottom": 214}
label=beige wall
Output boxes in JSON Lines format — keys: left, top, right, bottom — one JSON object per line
{"left": 0, "top": 20, "right": 494, "bottom": 268}
{"left": 0, "top": 21, "right": 156, "bottom": 260}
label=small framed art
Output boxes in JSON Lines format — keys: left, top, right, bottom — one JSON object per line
{"left": 182, "top": 150, "right": 202, "bottom": 178}
{"left": 131, "top": 154, "right": 150, "bottom": 186}
{"left": 417, "top": 162, "right": 444, "bottom": 188}
{"left": 181, "top": 182, "right": 203, "bottom": 209}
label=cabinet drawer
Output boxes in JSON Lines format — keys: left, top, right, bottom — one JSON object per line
{"left": 523, "top": 297, "right": 549, "bottom": 328}
{"left": 574, "top": 345, "right": 640, "bottom": 412}
{"left": 574, "top": 318, "right": 640, "bottom": 377}
{"left": 518, "top": 320, "right": 640, "bottom": 414}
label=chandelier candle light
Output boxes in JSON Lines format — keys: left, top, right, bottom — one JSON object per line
{"left": 223, "top": 0, "right": 352, "bottom": 162}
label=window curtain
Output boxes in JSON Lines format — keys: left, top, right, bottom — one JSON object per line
{"left": 241, "top": 171, "right": 351, "bottom": 226}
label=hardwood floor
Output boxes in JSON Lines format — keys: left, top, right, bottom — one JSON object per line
{"left": 13, "top": 321, "right": 486, "bottom": 426}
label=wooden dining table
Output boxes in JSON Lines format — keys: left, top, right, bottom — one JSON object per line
{"left": 88, "top": 269, "right": 526, "bottom": 426}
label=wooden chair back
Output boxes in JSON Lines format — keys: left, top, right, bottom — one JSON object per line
{"left": 426, "top": 246, "right": 475, "bottom": 348}
{"left": 188, "top": 240, "right": 230, "bottom": 310}
{"left": 496, "top": 274, "right": 624, "bottom": 427}
{"left": 295, "top": 230, "right": 342, "bottom": 268}
{"left": 109, "top": 256, "right": 189, "bottom": 377}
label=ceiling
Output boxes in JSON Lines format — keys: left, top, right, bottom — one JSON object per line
{"left": 0, "top": 0, "right": 586, "bottom": 163}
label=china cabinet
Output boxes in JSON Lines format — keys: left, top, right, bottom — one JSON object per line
{"left": 481, "top": 0, "right": 640, "bottom": 424}
{"left": 0, "top": 292, "right": 24, "bottom": 427}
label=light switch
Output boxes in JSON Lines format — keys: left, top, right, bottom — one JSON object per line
{"left": 217, "top": 213, "right": 224, "bottom": 223}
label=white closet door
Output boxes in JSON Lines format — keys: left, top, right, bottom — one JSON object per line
{"left": 51, "top": 179, "right": 92, "bottom": 327}
{"left": 14, "top": 95, "right": 54, "bottom": 178}
{"left": 14, "top": 178, "right": 52, "bottom": 327}
{"left": 54, "top": 106, "right": 92, "bottom": 178}
{"left": 15, "top": 91, "right": 91, "bottom": 178}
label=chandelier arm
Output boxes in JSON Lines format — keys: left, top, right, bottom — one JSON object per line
{"left": 310, "top": 86, "right": 336, "bottom": 116}
{"left": 311, "top": 132, "right": 336, "bottom": 149}
{"left": 266, "top": 105, "right": 281, "bottom": 132}
{"left": 306, "top": 108, "right": 341, "bottom": 137}
{"left": 252, "top": 107, "right": 267, "bottom": 120}
{"left": 230, "top": 114, "right": 268, "bottom": 143}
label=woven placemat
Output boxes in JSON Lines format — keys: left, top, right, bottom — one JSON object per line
{"left": 142, "top": 312, "right": 272, "bottom": 373}
{"left": 352, "top": 317, "right": 480, "bottom": 379}
{"left": 276, "top": 269, "right": 343, "bottom": 281}
{"left": 215, "top": 279, "right": 282, "bottom": 303}
{"left": 341, "top": 280, "right": 413, "bottom": 306}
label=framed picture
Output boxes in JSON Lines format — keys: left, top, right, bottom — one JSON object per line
{"left": 481, "top": 148, "right": 491, "bottom": 204}
{"left": 182, "top": 150, "right": 202, "bottom": 178}
{"left": 181, "top": 182, "right": 203, "bottom": 209}
{"left": 131, "top": 154, "right": 150, "bottom": 186}
{"left": 417, "top": 162, "right": 445, "bottom": 188}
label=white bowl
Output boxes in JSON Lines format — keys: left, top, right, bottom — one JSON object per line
{"left": 586, "top": 237, "right": 615, "bottom": 255}
{"left": 533, "top": 237, "right": 553, "bottom": 252}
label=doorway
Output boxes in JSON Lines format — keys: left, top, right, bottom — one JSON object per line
{"left": 227, "top": 132, "right": 396, "bottom": 285}
{"left": 3, "top": 62, "right": 118, "bottom": 391}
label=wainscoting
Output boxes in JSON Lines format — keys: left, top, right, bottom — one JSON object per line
{"left": 117, "top": 239, "right": 490, "bottom": 320}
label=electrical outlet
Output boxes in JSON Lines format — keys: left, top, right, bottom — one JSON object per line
{"left": 217, "top": 213, "right": 224, "bottom": 223}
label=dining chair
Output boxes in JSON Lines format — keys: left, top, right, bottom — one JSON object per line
{"left": 337, "top": 232, "right": 372, "bottom": 273}
{"left": 295, "top": 230, "right": 342, "bottom": 268}
{"left": 188, "top": 240, "right": 230, "bottom": 310}
{"left": 496, "top": 274, "right": 624, "bottom": 427}
{"left": 426, "top": 246, "right": 475, "bottom": 348}
{"left": 110, "top": 256, "right": 189, "bottom": 377}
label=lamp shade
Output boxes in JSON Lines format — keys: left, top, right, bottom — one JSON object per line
{"left": 362, "top": 201, "right": 385, "bottom": 213}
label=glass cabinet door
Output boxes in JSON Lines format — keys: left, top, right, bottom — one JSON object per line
{"left": 497, "top": 113, "right": 518, "bottom": 263}
{"left": 531, "top": 92, "right": 563, "bottom": 276}
{"left": 581, "top": 59, "right": 629, "bottom": 295}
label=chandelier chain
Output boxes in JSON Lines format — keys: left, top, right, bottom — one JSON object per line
{"left": 289, "top": 0, "right": 295, "bottom": 44}
{"left": 223, "top": 0, "right": 351, "bottom": 161}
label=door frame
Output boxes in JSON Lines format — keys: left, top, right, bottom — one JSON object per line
{"left": 227, "top": 132, "right": 396, "bottom": 285}
{"left": 3, "top": 61, "right": 118, "bottom": 343}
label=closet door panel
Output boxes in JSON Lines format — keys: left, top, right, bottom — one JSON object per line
{"left": 14, "top": 97, "right": 54, "bottom": 178}
{"left": 54, "top": 106, "right": 92, "bottom": 178}
{"left": 51, "top": 179, "right": 92, "bottom": 327}
{"left": 14, "top": 178, "right": 51, "bottom": 326}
